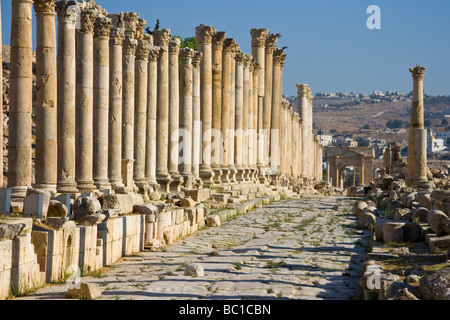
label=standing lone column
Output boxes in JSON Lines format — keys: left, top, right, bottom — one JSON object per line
{"left": 35, "top": 0, "right": 58, "bottom": 193}
{"left": 146, "top": 46, "right": 161, "bottom": 189}
{"left": 9, "top": 0, "right": 34, "bottom": 200}
{"left": 307, "top": 91, "right": 315, "bottom": 178}
{"left": 211, "top": 31, "right": 225, "bottom": 184}
{"left": 192, "top": 52, "right": 203, "bottom": 188}
{"left": 196, "top": 24, "right": 216, "bottom": 186}
{"left": 154, "top": 29, "right": 173, "bottom": 193}
{"left": 93, "top": 16, "right": 112, "bottom": 191}
{"left": 75, "top": 8, "right": 98, "bottom": 192}
{"left": 168, "top": 37, "right": 184, "bottom": 191}
{"left": 134, "top": 36, "right": 152, "bottom": 193}
{"left": 234, "top": 51, "right": 245, "bottom": 182}
{"left": 55, "top": 0, "right": 78, "bottom": 194}
{"left": 252, "top": 60, "right": 261, "bottom": 182}
{"left": 179, "top": 47, "right": 195, "bottom": 189}
{"left": 108, "top": 27, "right": 126, "bottom": 191}
{"left": 407, "top": 65, "right": 428, "bottom": 187}
{"left": 297, "top": 84, "right": 310, "bottom": 178}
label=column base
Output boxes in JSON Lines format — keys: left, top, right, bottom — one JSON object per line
{"left": 156, "top": 173, "right": 173, "bottom": 194}
{"left": 181, "top": 172, "right": 194, "bottom": 190}
{"left": 212, "top": 166, "right": 223, "bottom": 185}
{"left": 220, "top": 167, "right": 231, "bottom": 185}
{"left": 235, "top": 166, "right": 245, "bottom": 182}
{"left": 109, "top": 179, "right": 125, "bottom": 193}
{"left": 228, "top": 166, "right": 238, "bottom": 184}
{"left": 169, "top": 174, "right": 184, "bottom": 193}
{"left": 199, "top": 167, "right": 215, "bottom": 187}
{"left": 9, "top": 186, "right": 30, "bottom": 203}
{"left": 93, "top": 179, "right": 111, "bottom": 192}
{"left": 76, "top": 180, "right": 97, "bottom": 193}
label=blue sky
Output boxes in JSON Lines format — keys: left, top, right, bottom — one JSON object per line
{"left": 2, "top": 0, "right": 450, "bottom": 96}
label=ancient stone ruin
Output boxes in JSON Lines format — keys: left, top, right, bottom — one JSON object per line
{"left": 0, "top": 0, "right": 325, "bottom": 299}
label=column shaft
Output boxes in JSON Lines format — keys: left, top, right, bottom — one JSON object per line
{"left": 192, "top": 52, "right": 203, "bottom": 187}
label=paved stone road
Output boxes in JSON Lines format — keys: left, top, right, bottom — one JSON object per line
{"left": 16, "top": 195, "right": 372, "bottom": 300}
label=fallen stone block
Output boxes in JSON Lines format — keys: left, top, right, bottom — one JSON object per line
{"left": 184, "top": 264, "right": 204, "bottom": 278}
{"left": 383, "top": 222, "right": 405, "bottom": 243}
{"left": 67, "top": 282, "right": 103, "bottom": 300}
{"left": 206, "top": 215, "right": 221, "bottom": 227}
{"left": 47, "top": 200, "right": 68, "bottom": 218}
{"left": 73, "top": 196, "right": 102, "bottom": 222}
{"left": 427, "top": 209, "right": 450, "bottom": 236}
{"left": 179, "top": 197, "right": 196, "bottom": 208}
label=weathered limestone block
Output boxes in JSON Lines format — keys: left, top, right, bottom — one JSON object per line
{"left": 419, "top": 266, "right": 450, "bottom": 300}
{"left": 23, "top": 190, "right": 51, "bottom": 218}
{"left": 411, "top": 207, "right": 429, "bottom": 223}
{"left": 206, "top": 215, "right": 221, "bottom": 227}
{"left": 67, "top": 282, "right": 103, "bottom": 300}
{"left": 383, "top": 222, "right": 405, "bottom": 243}
{"left": 184, "top": 189, "right": 211, "bottom": 202}
{"left": 43, "top": 217, "right": 70, "bottom": 231}
{"left": 427, "top": 209, "right": 450, "bottom": 236}
{"left": 352, "top": 200, "right": 367, "bottom": 217}
{"left": 418, "top": 192, "right": 432, "bottom": 210}
{"left": 47, "top": 200, "right": 68, "bottom": 218}
{"left": 184, "top": 264, "right": 204, "bottom": 277}
{"left": 179, "top": 197, "right": 196, "bottom": 208}
{"left": 375, "top": 218, "right": 392, "bottom": 241}
{"left": 403, "top": 221, "right": 423, "bottom": 242}
{"left": 359, "top": 211, "right": 376, "bottom": 230}
{"left": 80, "top": 213, "right": 106, "bottom": 227}
{"left": 99, "top": 194, "right": 120, "bottom": 210}
{"left": 133, "top": 204, "right": 158, "bottom": 215}
{"left": 163, "top": 226, "right": 174, "bottom": 245}
{"left": 73, "top": 196, "right": 102, "bottom": 221}
{"left": 394, "top": 208, "right": 411, "bottom": 221}
{"left": 401, "top": 192, "right": 417, "bottom": 209}
{"left": 0, "top": 224, "right": 24, "bottom": 241}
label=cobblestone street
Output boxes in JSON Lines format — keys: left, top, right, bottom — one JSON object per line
{"left": 15, "top": 195, "right": 372, "bottom": 301}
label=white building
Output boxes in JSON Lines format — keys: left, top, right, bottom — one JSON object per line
{"left": 317, "top": 134, "right": 333, "bottom": 146}
{"left": 435, "top": 131, "right": 450, "bottom": 146}
{"left": 427, "top": 135, "right": 446, "bottom": 153}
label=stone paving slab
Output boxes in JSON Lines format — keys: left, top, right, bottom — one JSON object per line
{"left": 13, "top": 195, "right": 372, "bottom": 300}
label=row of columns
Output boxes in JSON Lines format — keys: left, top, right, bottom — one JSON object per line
{"left": 5, "top": 0, "right": 323, "bottom": 203}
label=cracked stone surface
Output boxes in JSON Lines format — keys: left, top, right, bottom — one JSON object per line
{"left": 14, "top": 195, "right": 372, "bottom": 300}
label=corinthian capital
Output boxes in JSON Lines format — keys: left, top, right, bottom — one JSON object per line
{"left": 34, "top": 0, "right": 56, "bottom": 14}
{"left": 250, "top": 28, "right": 269, "bottom": 48}
{"left": 235, "top": 51, "right": 246, "bottom": 65}
{"left": 153, "top": 29, "right": 171, "bottom": 47}
{"left": 410, "top": 65, "right": 426, "bottom": 80}
{"left": 223, "top": 38, "right": 236, "bottom": 53}
{"left": 265, "top": 33, "right": 281, "bottom": 53}
{"left": 192, "top": 51, "right": 203, "bottom": 68}
{"left": 195, "top": 24, "right": 216, "bottom": 44}
{"left": 135, "top": 18, "right": 147, "bottom": 39}
{"left": 212, "top": 31, "right": 226, "bottom": 50}
{"left": 109, "top": 27, "right": 125, "bottom": 46}
{"left": 55, "top": 0, "right": 77, "bottom": 23}
{"left": 136, "top": 38, "right": 151, "bottom": 61}
{"left": 180, "top": 47, "right": 195, "bottom": 62}
{"left": 169, "top": 37, "right": 181, "bottom": 55}
{"left": 273, "top": 47, "right": 286, "bottom": 66}
{"left": 148, "top": 46, "right": 162, "bottom": 62}
{"left": 80, "top": 9, "right": 99, "bottom": 33}
{"left": 123, "top": 37, "right": 138, "bottom": 56}
{"left": 297, "top": 84, "right": 310, "bottom": 97}
{"left": 94, "top": 16, "right": 112, "bottom": 38}
{"left": 121, "top": 12, "right": 140, "bottom": 38}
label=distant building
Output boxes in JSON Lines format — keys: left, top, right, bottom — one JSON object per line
{"left": 435, "top": 131, "right": 450, "bottom": 147}
{"left": 317, "top": 134, "right": 333, "bottom": 146}
{"left": 428, "top": 131, "right": 446, "bottom": 153}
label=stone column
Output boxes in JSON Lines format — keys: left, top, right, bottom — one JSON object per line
{"left": 297, "top": 84, "right": 310, "bottom": 178}
{"left": 407, "top": 65, "right": 428, "bottom": 187}
{"left": 146, "top": 46, "right": 161, "bottom": 189}
{"left": 220, "top": 38, "right": 235, "bottom": 185}
{"left": 234, "top": 51, "right": 245, "bottom": 181}
{"left": 269, "top": 47, "right": 285, "bottom": 184}
{"left": 211, "top": 31, "right": 225, "bottom": 184}
{"left": 168, "top": 37, "right": 184, "bottom": 192}
{"left": 34, "top": 0, "right": 58, "bottom": 194}
{"left": 196, "top": 24, "right": 216, "bottom": 186}
{"left": 134, "top": 36, "right": 152, "bottom": 194}
{"left": 247, "top": 57, "right": 254, "bottom": 182}
{"left": 153, "top": 29, "right": 172, "bottom": 193}
{"left": 307, "top": 91, "right": 315, "bottom": 178}
{"left": 228, "top": 44, "right": 238, "bottom": 184}
{"left": 242, "top": 54, "right": 250, "bottom": 182}
{"left": 192, "top": 52, "right": 203, "bottom": 187}
{"left": 55, "top": 1, "right": 78, "bottom": 194}
{"left": 9, "top": 0, "right": 34, "bottom": 200}
{"left": 179, "top": 47, "right": 195, "bottom": 189}
{"left": 75, "top": 8, "right": 98, "bottom": 192}
{"left": 263, "top": 33, "right": 281, "bottom": 177}
{"left": 93, "top": 16, "right": 112, "bottom": 191}
{"left": 252, "top": 60, "right": 261, "bottom": 182}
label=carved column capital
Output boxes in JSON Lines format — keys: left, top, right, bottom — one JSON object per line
{"left": 169, "top": 37, "right": 181, "bottom": 55}
{"left": 235, "top": 51, "right": 246, "bottom": 65}
{"left": 135, "top": 18, "right": 147, "bottom": 39}
{"left": 34, "top": 0, "right": 56, "bottom": 13}
{"left": 148, "top": 46, "right": 161, "bottom": 62}
{"left": 109, "top": 27, "right": 125, "bottom": 46}
{"left": 250, "top": 28, "right": 269, "bottom": 48}
{"left": 123, "top": 37, "right": 138, "bottom": 56}
{"left": 195, "top": 24, "right": 216, "bottom": 44}
{"left": 297, "top": 84, "right": 310, "bottom": 97}
{"left": 410, "top": 65, "right": 426, "bottom": 80}
{"left": 121, "top": 12, "right": 140, "bottom": 38}
{"left": 273, "top": 47, "right": 286, "bottom": 66}
{"left": 212, "top": 31, "right": 226, "bottom": 50}
{"left": 192, "top": 51, "right": 203, "bottom": 68}
{"left": 180, "top": 47, "right": 195, "bottom": 62}
{"left": 79, "top": 9, "right": 99, "bottom": 33}
{"left": 135, "top": 38, "right": 151, "bottom": 61}
{"left": 153, "top": 29, "right": 171, "bottom": 47}
{"left": 265, "top": 33, "right": 281, "bottom": 53}
{"left": 94, "top": 16, "right": 112, "bottom": 38}
{"left": 223, "top": 38, "right": 236, "bottom": 53}
{"left": 55, "top": 0, "right": 77, "bottom": 23}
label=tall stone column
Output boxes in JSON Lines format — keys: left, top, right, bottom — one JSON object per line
{"left": 297, "top": 84, "right": 310, "bottom": 178}
{"left": 307, "top": 91, "right": 315, "bottom": 178}
{"left": 75, "top": 8, "right": 98, "bottom": 192}
{"left": 55, "top": 1, "right": 78, "bottom": 194}
{"left": 108, "top": 27, "right": 126, "bottom": 191}
{"left": 251, "top": 60, "right": 261, "bottom": 182}
{"left": 153, "top": 29, "right": 173, "bottom": 193}
{"left": 9, "top": 0, "right": 34, "bottom": 200}
{"left": 407, "top": 65, "right": 428, "bottom": 187}
{"left": 242, "top": 54, "right": 251, "bottom": 182}
{"left": 251, "top": 28, "right": 269, "bottom": 184}
{"left": 146, "top": 46, "right": 161, "bottom": 189}
{"left": 247, "top": 57, "right": 254, "bottom": 182}
{"left": 168, "top": 37, "right": 184, "bottom": 191}
{"left": 134, "top": 36, "right": 151, "bottom": 194}
{"left": 192, "top": 52, "right": 203, "bottom": 187}
{"left": 263, "top": 33, "right": 281, "bottom": 179}
{"left": 220, "top": 38, "right": 235, "bottom": 185}
{"left": 196, "top": 24, "right": 216, "bottom": 186}
{"left": 228, "top": 44, "right": 238, "bottom": 184}
{"left": 234, "top": 51, "right": 245, "bottom": 182}
{"left": 93, "top": 16, "right": 112, "bottom": 191}
{"left": 211, "top": 31, "right": 225, "bottom": 184}
{"left": 179, "top": 47, "right": 195, "bottom": 189}
{"left": 34, "top": 0, "right": 58, "bottom": 194}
